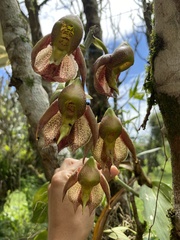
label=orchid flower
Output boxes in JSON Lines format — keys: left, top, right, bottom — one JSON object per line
{"left": 93, "top": 108, "right": 128, "bottom": 170}
{"left": 63, "top": 156, "right": 110, "bottom": 214}
{"left": 31, "top": 15, "right": 86, "bottom": 84}
{"left": 94, "top": 42, "right": 134, "bottom": 97}
{"left": 36, "top": 79, "right": 98, "bottom": 153}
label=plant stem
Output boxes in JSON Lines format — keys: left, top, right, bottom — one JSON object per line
{"left": 114, "top": 176, "right": 139, "bottom": 197}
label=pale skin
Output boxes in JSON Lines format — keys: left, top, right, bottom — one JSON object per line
{"left": 48, "top": 158, "right": 119, "bottom": 240}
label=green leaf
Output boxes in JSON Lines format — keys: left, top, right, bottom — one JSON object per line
{"left": 137, "top": 147, "right": 161, "bottom": 157}
{"left": 128, "top": 102, "right": 139, "bottom": 113}
{"left": 92, "top": 36, "right": 108, "bottom": 54}
{"left": 152, "top": 181, "right": 172, "bottom": 202}
{"left": 34, "top": 230, "right": 48, "bottom": 240}
{"left": 123, "top": 115, "right": 139, "bottom": 125}
{"left": 139, "top": 181, "right": 172, "bottom": 240}
{"left": 31, "top": 182, "right": 49, "bottom": 223}
{"left": 104, "top": 226, "right": 132, "bottom": 240}
{"left": 129, "top": 77, "right": 144, "bottom": 100}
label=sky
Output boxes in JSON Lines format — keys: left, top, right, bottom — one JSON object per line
{"left": 39, "top": 0, "right": 143, "bottom": 37}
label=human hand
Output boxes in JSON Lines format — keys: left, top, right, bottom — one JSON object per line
{"left": 48, "top": 158, "right": 94, "bottom": 240}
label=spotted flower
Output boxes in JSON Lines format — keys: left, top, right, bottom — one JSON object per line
{"left": 31, "top": 15, "right": 86, "bottom": 83}
{"left": 94, "top": 42, "right": 134, "bottom": 97}
{"left": 36, "top": 79, "right": 98, "bottom": 153}
{"left": 63, "top": 156, "right": 110, "bottom": 214}
{"left": 93, "top": 108, "right": 128, "bottom": 170}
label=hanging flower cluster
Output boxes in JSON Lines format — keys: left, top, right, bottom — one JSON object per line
{"left": 32, "top": 14, "right": 135, "bottom": 214}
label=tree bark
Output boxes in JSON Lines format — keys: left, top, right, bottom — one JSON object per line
{"left": 82, "top": 0, "right": 109, "bottom": 121}
{"left": 0, "top": 0, "right": 58, "bottom": 179}
{"left": 25, "top": 0, "right": 43, "bottom": 46}
{"left": 153, "top": 0, "right": 180, "bottom": 238}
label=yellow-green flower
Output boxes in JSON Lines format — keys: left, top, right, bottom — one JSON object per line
{"left": 63, "top": 157, "right": 110, "bottom": 214}
{"left": 93, "top": 108, "right": 128, "bottom": 170}
{"left": 36, "top": 79, "right": 98, "bottom": 153}
{"left": 31, "top": 15, "right": 86, "bottom": 83}
{"left": 94, "top": 42, "right": 134, "bottom": 96}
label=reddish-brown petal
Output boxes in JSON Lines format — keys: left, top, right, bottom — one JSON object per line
{"left": 73, "top": 47, "right": 87, "bottom": 87}
{"left": 31, "top": 34, "right": 51, "bottom": 68}
{"left": 93, "top": 54, "right": 111, "bottom": 73}
{"left": 93, "top": 137, "right": 104, "bottom": 164}
{"left": 113, "top": 137, "right": 128, "bottom": 167}
{"left": 94, "top": 65, "right": 113, "bottom": 96}
{"left": 36, "top": 100, "right": 59, "bottom": 139}
{"left": 37, "top": 111, "right": 61, "bottom": 148}
{"left": 33, "top": 42, "right": 61, "bottom": 82}
{"left": 84, "top": 105, "right": 98, "bottom": 148}
{"left": 100, "top": 173, "right": 111, "bottom": 206}
{"left": 63, "top": 171, "right": 79, "bottom": 201}
{"left": 120, "top": 127, "right": 137, "bottom": 161}
{"left": 67, "top": 182, "right": 82, "bottom": 212}
{"left": 88, "top": 184, "right": 104, "bottom": 214}
{"left": 55, "top": 54, "right": 78, "bottom": 82}
{"left": 68, "top": 115, "right": 92, "bottom": 152}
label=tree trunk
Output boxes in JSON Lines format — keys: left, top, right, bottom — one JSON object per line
{"left": 153, "top": 0, "right": 180, "bottom": 238}
{"left": 0, "top": 0, "right": 58, "bottom": 180}
{"left": 82, "top": 0, "right": 109, "bottom": 121}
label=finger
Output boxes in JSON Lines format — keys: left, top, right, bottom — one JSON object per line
{"left": 102, "top": 165, "right": 120, "bottom": 181}
{"left": 60, "top": 158, "right": 82, "bottom": 170}
{"left": 110, "top": 165, "right": 120, "bottom": 178}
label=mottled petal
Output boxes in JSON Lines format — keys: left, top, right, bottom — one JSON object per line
{"left": 31, "top": 34, "right": 51, "bottom": 69}
{"left": 94, "top": 65, "right": 113, "bottom": 96}
{"left": 88, "top": 184, "right": 104, "bottom": 214}
{"left": 67, "top": 182, "right": 82, "bottom": 212}
{"left": 38, "top": 111, "right": 61, "bottom": 148}
{"left": 69, "top": 115, "right": 92, "bottom": 152}
{"left": 93, "top": 137, "right": 104, "bottom": 164}
{"left": 113, "top": 137, "right": 128, "bottom": 167}
{"left": 32, "top": 42, "right": 61, "bottom": 82}
{"left": 120, "top": 127, "right": 137, "bottom": 161}
{"left": 37, "top": 100, "right": 59, "bottom": 133}
{"left": 63, "top": 171, "right": 79, "bottom": 200}
{"left": 36, "top": 100, "right": 61, "bottom": 148}
{"left": 56, "top": 54, "right": 78, "bottom": 82}
{"left": 34, "top": 44, "right": 52, "bottom": 74}
{"left": 34, "top": 46, "right": 78, "bottom": 82}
